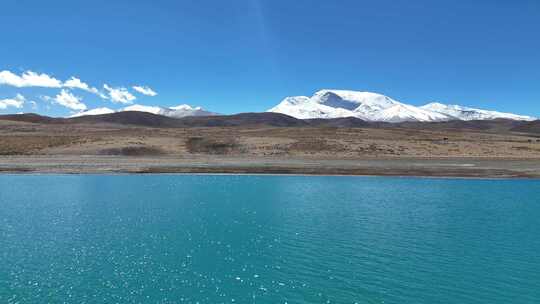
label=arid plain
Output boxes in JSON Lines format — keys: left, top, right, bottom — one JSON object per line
{"left": 1, "top": 112, "right": 539, "bottom": 177}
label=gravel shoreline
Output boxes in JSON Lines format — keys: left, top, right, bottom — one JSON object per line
{"left": 1, "top": 156, "right": 539, "bottom": 178}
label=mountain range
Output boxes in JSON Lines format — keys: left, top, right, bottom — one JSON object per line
{"left": 268, "top": 90, "right": 536, "bottom": 122}
{"left": 70, "top": 89, "right": 536, "bottom": 123}
{"left": 3, "top": 111, "right": 540, "bottom": 137}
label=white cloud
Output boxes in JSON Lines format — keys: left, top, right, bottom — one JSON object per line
{"left": 103, "top": 84, "right": 136, "bottom": 104}
{"left": 0, "top": 70, "right": 62, "bottom": 88}
{"left": 132, "top": 85, "right": 157, "bottom": 96}
{"left": 0, "top": 71, "right": 109, "bottom": 100}
{"left": 53, "top": 89, "right": 87, "bottom": 111}
{"left": 63, "top": 77, "right": 109, "bottom": 99}
{"left": 0, "top": 94, "right": 26, "bottom": 109}
{"left": 64, "top": 77, "right": 96, "bottom": 93}
{"left": 63, "top": 77, "right": 90, "bottom": 90}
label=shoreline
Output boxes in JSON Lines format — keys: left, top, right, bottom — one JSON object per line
{"left": 1, "top": 155, "right": 540, "bottom": 178}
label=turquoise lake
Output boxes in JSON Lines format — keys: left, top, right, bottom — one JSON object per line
{"left": 0, "top": 175, "right": 539, "bottom": 303}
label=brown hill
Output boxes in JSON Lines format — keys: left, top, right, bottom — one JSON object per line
{"left": 0, "top": 111, "right": 308, "bottom": 128}
{"left": 0, "top": 113, "right": 61, "bottom": 124}
{"left": 511, "top": 120, "right": 540, "bottom": 135}
{"left": 69, "top": 111, "right": 183, "bottom": 127}
{"left": 175, "top": 112, "right": 308, "bottom": 127}
{"left": 394, "top": 119, "right": 528, "bottom": 133}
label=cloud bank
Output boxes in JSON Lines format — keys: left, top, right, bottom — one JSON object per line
{"left": 0, "top": 70, "right": 107, "bottom": 100}
{"left": 0, "top": 69, "right": 160, "bottom": 113}
{"left": 0, "top": 70, "right": 62, "bottom": 88}
{"left": 0, "top": 94, "right": 26, "bottom": 109}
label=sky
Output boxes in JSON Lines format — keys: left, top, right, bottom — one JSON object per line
{"left": 0, "top": 0, "right": 539, "bottom": 117}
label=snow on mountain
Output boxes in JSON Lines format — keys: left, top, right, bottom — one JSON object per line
{"left": 123, "top": 104, "right": 163, "bottom": 115}
{"left": 268, "top": 96, "right": 356, "bottom": 119}
{"left": 70, "top": 107, "right": 115, "bottom": 117}
{"left": 372, "top": 103, "right": 450, "bottom": 123}
{"left": 269, "top": 90, "right": 451, "bottom": 122}
{"left": 420, "top": 102, "right": 536, "bottom": 121}
{"left": 122, "top": 104, "right": 217, "bottom": 118}
{"left": 268, "top": 89, "right": 535, "bottom": 122}
{"left": 71, "top": 104, "right": 217, "bottom": 118}
{"left": 166, "top": 104, "right": 217, "bottom": 118}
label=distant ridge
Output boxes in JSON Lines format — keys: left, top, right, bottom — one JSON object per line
{"left": 176, "top": 112, "right": 308, "bottom": 127}
{"left": 393, "top": 118, "right": 527, "bottom": 132}
{"left": 0, "top": 112, "right": 308, "bottom": 128}
{"left": 511, "top": 120, "right": 540, "bottom": 135}
{"left": 0, "top": 112, "right": 183, "bottom": 127}
{"left": 305, "top": 117, "right": 373, "bottom": 128}
{"left": 0, "top": 113, "right": 59, "bottom": 124}
{"left": 70, "top": 111, "right": 184, "bottom": 127}
{"left": 74, "top": 111, "right": 308, "bottom": 128}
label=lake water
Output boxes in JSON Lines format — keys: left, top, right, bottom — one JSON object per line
{"left": 0, "top": 175, "right": 539, "bottom": 303}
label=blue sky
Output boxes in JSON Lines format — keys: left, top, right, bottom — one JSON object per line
{"left": 0, "top": 0, "right": 539, "bottom": 117}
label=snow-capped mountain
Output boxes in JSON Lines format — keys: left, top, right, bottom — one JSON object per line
{"left": 269, "top": 90, "right": 450, "bottom": 122}
{"left": 268, "top": 90, "right": 536, "bottom": 122}
{"left": 123, "top": 104, "right": 217, "bottom": 118}
{"left": 70, "top": 107, "right": 115, "bottom": 117}
{"left": 73, "top": 104, "right": 217, "bottom": 118}
{"left": 420, "top": 102, "right": 535, "bottom": 121}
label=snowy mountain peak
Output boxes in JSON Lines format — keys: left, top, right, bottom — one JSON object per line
{"left": 268, "top": 90, "right": 536, "bottom": 122}
{"left": 312, "top": 90, "right": 399, "bottom": 112}
{"left": 269, "top": 90, "right": 447, "bottom": 122}
{"left": 72, "top": 104, "right": 218, "bottom": 119}
{"left": 268, "top": 95, "right": 355, "bottom": 120}
{"left": 70, "top": 107, "right": 115, "bottom": 118}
